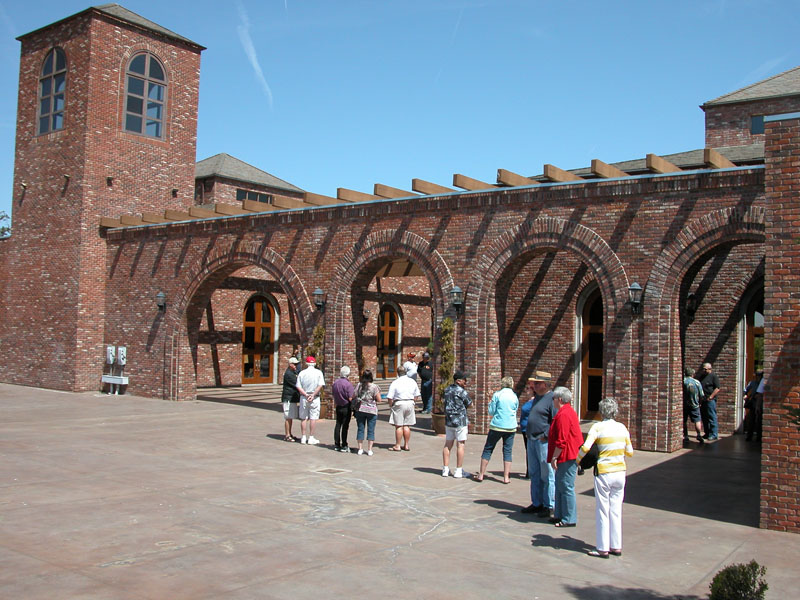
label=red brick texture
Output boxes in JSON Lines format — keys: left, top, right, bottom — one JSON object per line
{"left": 762, "top": 116, "right": 800, "bottom": 533}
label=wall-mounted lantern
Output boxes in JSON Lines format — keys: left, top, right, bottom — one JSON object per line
{"left": 450, "top": 286, "right": 465, "bottom": 317}
{"left": 313, "top": 288, "right": 327, "bottom": 313}
{"left": 155, "top": 291, "right": 166, "bottom": 311}
{"left": 629, "top": 282, "right": 643, "bottom": 315}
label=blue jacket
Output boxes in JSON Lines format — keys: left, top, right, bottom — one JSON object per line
{"left": 489, "top": 387, "right": 519, "bottom": 430}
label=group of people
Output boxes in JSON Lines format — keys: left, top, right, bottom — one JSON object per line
{"left": 682, "top": 362, "right": 723, "bottom": 443}
{"left": 281, "top": 355, "right": 635, "bottom": 559}
{"left": 440, "top": 369, "right": 634, "bottom": 558}
{"left": 281, "top": 353, "right": 435, "bottom": 455}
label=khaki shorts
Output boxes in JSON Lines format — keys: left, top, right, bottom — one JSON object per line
{"left": 389, "top": 400, "right": 416, "bottom": 426}
{"left": 445, "top": 425, "right": 468, "bottom": 442}
{"left": 299, "top": 397, "right": 320, "bottom": 420}
{"left": 283, "top": 401, "right": 299, "bottom": 420}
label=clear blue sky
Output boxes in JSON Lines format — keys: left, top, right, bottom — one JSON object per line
{"left": 1, "top": 0, "right": 798, "bottom": 225}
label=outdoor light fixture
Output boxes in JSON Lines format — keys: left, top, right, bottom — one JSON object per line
{"left": 629, "top": 282, "right": 643, "bottom": 315}
{"left": 450, "top": 286, "right": 465, "bottom": 316}
{"left": 362, "top": 307, "right": 371, "bottom": 324}
{"left": 313, "top": 288, "right": 327, "bottom": 313}
{"left": 155, "top": 291, "right": 166, "bottom": 311}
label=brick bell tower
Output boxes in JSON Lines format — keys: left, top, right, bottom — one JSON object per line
{"left": 0, "top": 5, "right": 204, "bottom": 391}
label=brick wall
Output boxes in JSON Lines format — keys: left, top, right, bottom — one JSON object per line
{"left": 0, "top": 9, "right": 202, "bottom": 391}
{"left": 195, "top": 176, "right": 304, "bottom": 207}
{"left": 762, "top": 115, "right": 800, "bottom": 532}
{"left": 704, "top": 96, "right": 800, "bottom": 149}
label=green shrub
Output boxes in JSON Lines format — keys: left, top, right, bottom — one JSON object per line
{"left": 434, "top": 317, "right": 455, "bottom": 413}
{"left": 709, "top": 560, "right": 767, "bottom": 600}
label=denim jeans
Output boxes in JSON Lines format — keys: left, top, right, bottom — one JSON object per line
{"left": 334, "top": 404, "right": 352, "bottom": 447}
{"left": 527, "top": 438, "right": 554, "bottom": 508}
{"left": 355, "top": 412, "right": 377, "bottom": 441}
{"left": 701, "top": 399, "right": 718, "bottom": 438}
{"left": 481, "top": 429, "right": 515, "bottom": 462}
{"left": 421, "top": 379, "right": 433, "bottom": 412}
{"left": 554, "top": 460, "right": 578, "bottom": 524}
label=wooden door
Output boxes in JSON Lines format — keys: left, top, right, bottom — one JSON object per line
{"left": 580, "top": 289, "right": 603, "bottom": 420}
{"left": 376, "top": 305, "right": 400, "bottom": 379}
{"left": 242, "top": 296, "right": 275, "bottom": 384}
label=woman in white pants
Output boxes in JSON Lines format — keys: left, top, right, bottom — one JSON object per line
{"left": 578, "top": 397, "right": 634, "bottom": 558}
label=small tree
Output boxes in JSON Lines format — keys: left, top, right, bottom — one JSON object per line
{"left": 0, "top": 211, "right": 9, "bottom": 238}
{"left": 434, "top": 317, "right": 455, "bottom": 413}
{"left": 307, "top": 324, "right": 325, "bottom": 372}
{"left": 709, "top": 560, "right": 768, "bottom": 600}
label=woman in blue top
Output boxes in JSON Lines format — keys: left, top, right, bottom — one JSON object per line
{"left": 475, "top": 376, "right": 519, "bottom": 483}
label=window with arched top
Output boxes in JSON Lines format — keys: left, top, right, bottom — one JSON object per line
{"left": 124, "top": 53, "right": 166, "bottom": 138}
{"left": 38, "top": 48, "right": 66, "bottom": 134}
{"left": 376, "top": 304, "right": 402, "bottom": 379}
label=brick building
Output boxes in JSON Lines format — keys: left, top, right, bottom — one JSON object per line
{"left": 0, "top": 6, "right": 798, "bottom": 531}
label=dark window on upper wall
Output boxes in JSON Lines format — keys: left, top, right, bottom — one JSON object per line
{"left": 124, "top": 53, "right": 166, "bottom": 138}
{"left": 236, "top": 189, "right": 273, "bottom": 204}
{"left": 750, "top": 115, "right": 764, "bottom": 134}
{"left": 38, "top": 48, "right": 67, "bottom": 134}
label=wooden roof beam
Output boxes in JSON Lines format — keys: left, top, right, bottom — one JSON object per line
{"left": 189, "top": 206, "right": 218, "bottom": 218}
{"left": 304, "top": 192, "right": 345, "bottom": 206}
{"left": 452, "top": 174, "right": 497, "bottom": 191}
{"left": 704, "top": 148, "right": 736, "bottom": 169}
{"left": 214, "top": 203, "right": 251, "bottom": 216}
{"left": 164, "top": 209, "right": 193, "bottom": 221}
{"left": 543, "top": 164, "right": 584, "bottom": 182}
{"left": 411, "top": 179, "right": 454, "bottom": 195}
{"left": 591, "top": 159, "right": 628, "bottom": 179}
{"left": 100, "top": 216, "right": 122, "bottom": 228}
{"left": 272, "top": 196, "right": 308, "bottom": 210}
{"left": 646, "top": 153, "right": 681, "bottom": 174}
{"left": 497, "top": 169, "right": 538, "bottom": 187}
{"left": 141, "top": 212, "right": 170, "bottom": 224}
{"left": 374, "top": 184, "right": 418, "bottom": 199}
{"left": 119, "top": 214, "right": 145, "bottom": 226}
{"left": 242, "top": 199, "right": 277, "bottom": 212}
{"left": 337, "top": 188, "right": 378, "bottom": 203}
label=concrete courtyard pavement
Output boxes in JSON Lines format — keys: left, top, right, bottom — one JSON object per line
{"left": 1, "top": 382, "right": 797, "bottom": 599}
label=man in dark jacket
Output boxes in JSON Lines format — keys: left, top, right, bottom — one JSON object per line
{"left": 281, "top": 357, "right": 300, "bottom": 441}
{"left": 418, "top": 352, "right": 434, "bottom": 413}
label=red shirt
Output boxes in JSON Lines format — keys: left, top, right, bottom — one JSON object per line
{"left": 547, "top": 403, "right": 583, "bottom": 463}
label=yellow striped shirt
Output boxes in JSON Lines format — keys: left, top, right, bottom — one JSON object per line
{"left": 579, "top": 419, "right": 634, "bottom": 474}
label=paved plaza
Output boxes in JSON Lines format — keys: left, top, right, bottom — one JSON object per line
{"left": 1, "top": 382, "right": 797, "bottom": 599}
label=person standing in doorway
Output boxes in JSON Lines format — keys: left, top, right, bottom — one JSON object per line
{"left": 280, "top": 356, "right": 301, "bottom": 442}
{"left": 297, "top": 356, "right": 325, "bottom": 445}
{"left": 332, "top": 366, "right": 355, "bottom": 452}
{"left": 682, "top": 366, "right": 705, "bottom": 444}
{"left": 700, "top": 363, "right": 721, "bottom": 441}
{"left": 418, "top": 352, "right": 434, "bottom": 414}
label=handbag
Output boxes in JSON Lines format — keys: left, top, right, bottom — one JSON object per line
{"left": 579, "top": 442, "right": 599, "bottom": 471}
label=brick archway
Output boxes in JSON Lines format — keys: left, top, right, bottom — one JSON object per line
{"left": 466, "top": 217, "right": 631, "bottom": 432}
{"left": 642, "top": 205, "right": 766, "bottom": 450}
{"left": 327, "top": 229, "right": 455, "bottom": 377}
{"left": 163, "top": 240, "right": 314, "bottom": 401}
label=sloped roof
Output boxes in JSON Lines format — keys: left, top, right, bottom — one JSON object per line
{"left": 18, "top": 4, "right": 205, "bottom": 50}
{"left": 196, "top": 153, "right": 305, "bottom": 193}
{"left": 529, "top": 143, "right": 764, "bottom": 181}
{"left": 703, "top": 65, "right": 800, "bottom": 107}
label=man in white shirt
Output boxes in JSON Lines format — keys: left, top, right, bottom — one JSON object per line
{"left": 387, "top": 365, "right": 420, "bottom": 451}
{"left": 296, "top": 356, "right": 325, "bottom": 445}
{"left": 403, "top": 352, "right": 418, "bottom": 381}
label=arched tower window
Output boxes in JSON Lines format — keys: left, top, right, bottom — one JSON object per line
{"left": 38, "top": 48, "right": 66, "bottom": 134}
{"left": 124, "top": 53, "right": 166, "bottom": 138}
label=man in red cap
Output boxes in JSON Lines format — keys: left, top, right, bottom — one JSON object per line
{"left": 296, "top": 355, "right": 325, "bottom": 445}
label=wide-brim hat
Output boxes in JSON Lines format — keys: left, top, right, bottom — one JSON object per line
{"left": 288, "top": 357, "right": 300, "bottom": 364}
{"left": 528, "top": 370, "right": 552, "bottom": 383}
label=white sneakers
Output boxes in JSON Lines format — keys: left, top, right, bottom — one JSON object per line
{"left": 442, "top": 466, "right": 464, "bottom": 478}
{"left": 307, "top": 436, "right": 320, "bottom": 445}
{"left": 367, "top": 450, "right": 373, "bottom": 456}
{"left": 358, "top": 448, "right": 364, "bottom": 455}
{"left": 357, "top": 448, "right": 373, "bottom": 456}
{"left": 300, "top": 436, "right": 307, "bottom": 444}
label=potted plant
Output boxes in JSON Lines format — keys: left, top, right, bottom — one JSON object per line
{"left": 432, "top": 317, "right": 455, "bottom": 434}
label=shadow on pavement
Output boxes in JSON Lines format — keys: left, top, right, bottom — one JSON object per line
{"left": 562, "top": 584, "right": 702, "bottom": 600}
{"left": 596, "top": 434, "right": 761, "bottom": 527}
